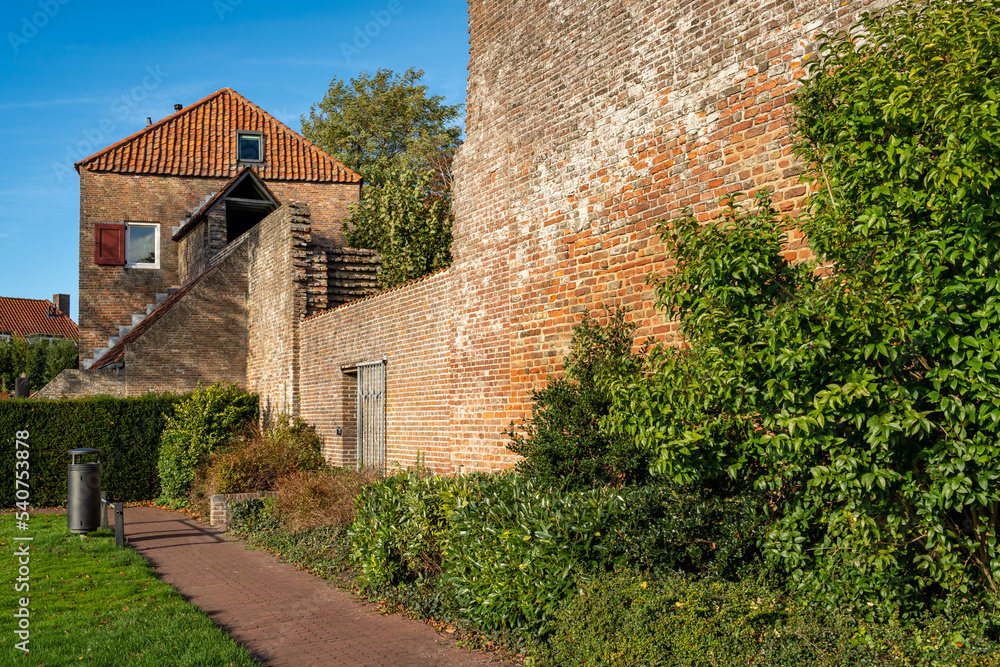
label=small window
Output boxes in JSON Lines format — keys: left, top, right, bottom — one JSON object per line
{"left": 237, "top": 132, "right": 263, "bottom": 162}
{"left": 126, "top": 223, "right": 160, "bottom": 269}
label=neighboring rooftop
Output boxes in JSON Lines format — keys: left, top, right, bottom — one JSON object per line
{"left": 0, "top": 296, "right": 78, "bottom": 340}
{"left": 74, "top": 88, "right": 361, "bottom": 184}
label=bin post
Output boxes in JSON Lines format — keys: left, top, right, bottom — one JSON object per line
{"left": 113, "top": 503, "right": 124, "bottom": 548}
{"left": 100, "top": 492, "right": 109, "bottom": 530}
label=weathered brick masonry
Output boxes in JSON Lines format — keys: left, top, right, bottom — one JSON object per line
{"left": 77, "top": 171, "right": 223, "bottom": 365}
{"left": 300, "top": 269, "right": 454, "bottom": 469}
{"left": 300, "top": 0, "right": 897, "bottom": 472}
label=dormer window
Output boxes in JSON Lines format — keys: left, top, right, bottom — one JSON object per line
{"left": 237, "top": 132, "right": 263, "bottom": 163}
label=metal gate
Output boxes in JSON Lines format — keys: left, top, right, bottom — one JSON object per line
{"left": 356, "top": 360, "right": 386, "bottom": 471}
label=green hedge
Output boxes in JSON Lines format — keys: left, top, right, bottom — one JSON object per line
{"left": 349, "top": 469, "right": 766, "bottom": 639}
{"left": 539, "top": 570, "right": 1000, "bottom": 666}
{"left": 0, "top": 394, "right": 185, "bottom": 507}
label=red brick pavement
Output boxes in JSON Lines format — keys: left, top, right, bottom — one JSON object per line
{"left": 124, "top": 506, "right": 513, "bottom": 667}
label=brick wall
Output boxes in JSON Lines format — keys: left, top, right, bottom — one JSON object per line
{"left": 120, "top": 242, "right": 249, "bottom": 395}
{"left": 245, "top": 203, "right": 310, "bottom": 421}
{"left": 299, "top": 269, "right": 454, "bottom": 470}
{"left": 293, "top": 0, "right": 898, "bottom": 473}
{"left": 78, "top": 171, "right": 228, "bottom": 365}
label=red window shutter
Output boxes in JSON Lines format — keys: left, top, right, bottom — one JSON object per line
{"left": 94, "top": 223, "right": 125, "bottom": 266}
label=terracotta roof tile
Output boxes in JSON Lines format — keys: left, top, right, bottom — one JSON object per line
{"left": 0, "top": 297, "right": 78, "bottom": 340}
{"left": 74, "top": 88, "right": 361, "bottom": 184}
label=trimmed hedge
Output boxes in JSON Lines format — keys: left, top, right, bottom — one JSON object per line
{"left": 0, "top": 394, "right": 184, "bottom": 507}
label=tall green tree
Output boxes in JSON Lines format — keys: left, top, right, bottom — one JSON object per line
{"left": 302, "top": 68, "right": 462, "bottom": 288}
{"left": 302, "top": 68, "right": 461, "bottom": 190}
{"left": 605, "top": 0, "right": 1000, "bottom": 622}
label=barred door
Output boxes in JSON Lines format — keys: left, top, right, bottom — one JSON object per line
{"left": 356, "top": 360, "right": 386, "bottom": 471}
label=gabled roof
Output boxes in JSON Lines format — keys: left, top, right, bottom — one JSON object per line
{"left": 172, "top": 167, "right": 279, "bottom": 241}
{"left": 0, "top": 297, "right": 78, "bottom": 340}
{"left": 74, "top": 88, "right": 361, "bottom": 184}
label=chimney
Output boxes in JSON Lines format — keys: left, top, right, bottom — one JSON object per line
{"left": 174, "top": 103, "right": 182, "bottom": 111}
{"left": 53, "top": 294, "right": 69, "bottom": 315}
{"left": 146, "top": 117, "right": 152, "bottom": 126}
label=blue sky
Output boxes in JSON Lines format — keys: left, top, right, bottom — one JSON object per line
{"left": 0, "top": 0, "right": 470, "bottom": 321}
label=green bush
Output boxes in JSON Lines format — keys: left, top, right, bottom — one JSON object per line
{"left": 607, "top": 0, "right": 1000, "bottom": 616}
{"left": 156, "top": 383, "right": 257, "bottom": 502}
{"left": 349, "top": 468, "right": 763, "bottom": 639}
{"left": 350, "top": 467, "right": 460, "bottom": 588}
{"left": 605, "top": 484, "right": 767, "bottom": 579}
{"left": 0, "top": 393, "right": 183, "bottom": 507}
{"left": 539, "top": 570, "right": 1000, "bottom": 666}
{"left": 507, "top": 308, "right": 650, "bottom": 490}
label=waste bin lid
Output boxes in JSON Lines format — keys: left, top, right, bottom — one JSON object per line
{"left": 69, "top": 448, "right": 100, "bottom": 456}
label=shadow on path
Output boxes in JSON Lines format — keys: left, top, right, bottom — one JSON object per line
{"left": 125, "top": 506, "right": 513, "bottom": 667}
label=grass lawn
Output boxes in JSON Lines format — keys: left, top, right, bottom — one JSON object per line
{"left": 0, "top": 513, "right": 256, "bottom": 666}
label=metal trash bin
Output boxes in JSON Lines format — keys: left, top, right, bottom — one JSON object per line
{"left": 67, "top": 448, "right": 102, "bottom": 534}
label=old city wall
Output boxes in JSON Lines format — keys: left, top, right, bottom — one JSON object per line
{"left": 300, "top": 0, "right": 897, "bottom": 472}
{"left": 446, "top": 0, "right": 900, "bottom": 469}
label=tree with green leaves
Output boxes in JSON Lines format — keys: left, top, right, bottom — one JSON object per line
{"left": 302, "top": 68, "right": 462, "bottom": 288}
{"left": 605, "top": 0, "right": 1000, "bottom": 623}
{"left": 302, "top": 67, "right": 462, "bottom": 189}
{"left": 0, "top": 336, "right": 78, "bottom": 395}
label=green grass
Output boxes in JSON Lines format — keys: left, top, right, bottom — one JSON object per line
{"left": 0, "top": 513, "right": 257, "bottom": 666}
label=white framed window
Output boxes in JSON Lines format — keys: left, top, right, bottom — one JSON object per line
{"left": 237, "top": 131, "right": 263, "bottom": 163}
{"left": 126, "top": 222, "right": 160, "bottom": 269}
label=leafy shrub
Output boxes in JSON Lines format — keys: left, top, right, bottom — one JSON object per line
{"left": 156, "top": 383, "right": 257, "bottom": 502}
{"left": 539, "top": 570, "right": 1000, "bottom": 666}
{"left": 607, "top": 1, "right": 1000, "bottom": 613}
{"left": 605, "top": 484, "right": 768, "bottom": 579}
{"left": 442, "top": 473, "right": 629, "bottom": 637}
{"left": 0, "top": 393, "right": 183, "bottom": 506}
{"left": 350, "top": 466, "right": 461, "bottom": 588}
{"left": 507, "top": 308, "right": 650, "bottom": 490}
{"left": 350, "top": 468, "right": 762, "bottom": 639}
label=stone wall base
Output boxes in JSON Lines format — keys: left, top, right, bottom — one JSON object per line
{"left": 210, "top": 491, "right": 275, "bottom": 530}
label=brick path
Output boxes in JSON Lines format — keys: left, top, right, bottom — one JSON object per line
{"left": 125, "top": 507, "right": 513, "bottom": 667}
